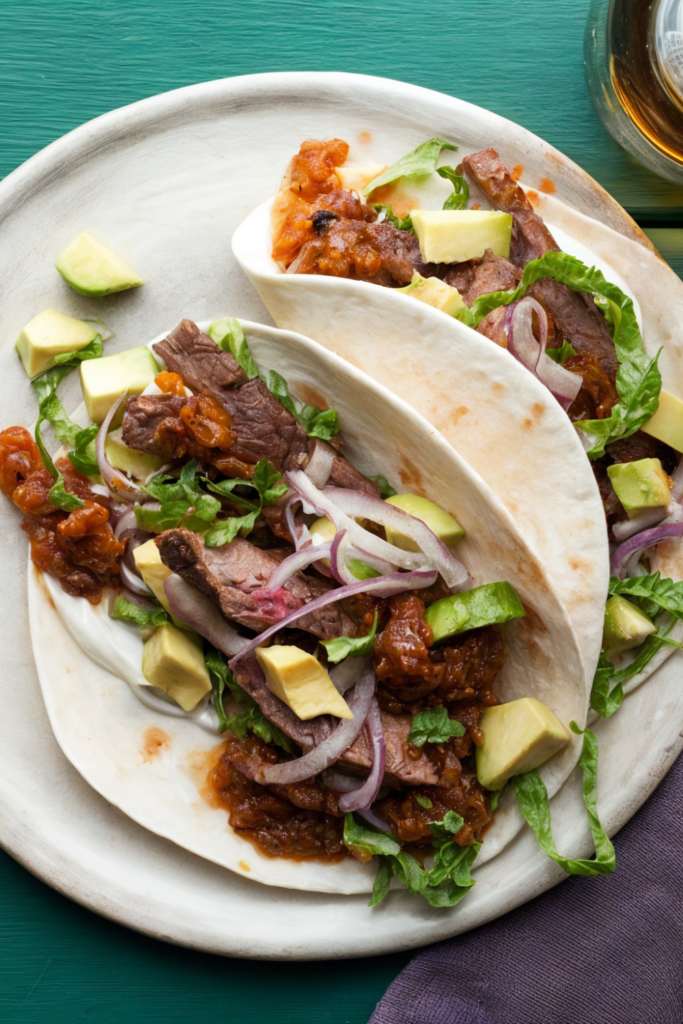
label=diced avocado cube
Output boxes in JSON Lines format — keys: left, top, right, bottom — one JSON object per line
{"left": 80, "top": 345, "right": 159, "bottom": 424}
{"left": 397, "top": 273, "right": 465, "bottom": 318}
{"left": 337, "top": 163, "right": 387, "bottom": 194}
{"left": 105, "top": 427, "right": 165, "bottom": 483}
{"left": 410, "top": 209, "right": 512, "bottom": 264}
{"left": 606, "top": 458, "right": 671, "bottom": 516}
{"left": 142, "top": 623, "right": 211, "bottom": 711}
{"left": 385, "top": 493, "right": 464, "bottom": 552}
{"left": 476, "top": 697, "right": 569, "bottom": 790}
{"left": 603, "top": 595, "right": 656, "bottom": 655}
{"left": 256, "top": 645, "right": 353, "bottom": 720}
{"left": 15, "top": 308, "right": 98, "bottom": 379}
{"left": 642, "top": 389, "right": 683, "bottom": 453}
{"left": 56, "top": 231, "right": 144, "bottom": 296}
{"left": 309, "top": 516, "right": 336, "bottom": 567}
{"left": 425, "top": 582, "right": 525, "bottom": 644}
{"left": 134, "top": 539, "right": 188, "bottom": 631}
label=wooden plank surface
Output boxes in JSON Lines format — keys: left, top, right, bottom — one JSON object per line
{"left": 1, "top": 2, "right": 682, "bottom": 1022}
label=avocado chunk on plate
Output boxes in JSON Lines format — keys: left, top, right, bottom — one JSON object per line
{"left": 15, "top": 308, "right": 98, "bottom": 379}
{"left": 56, "top": 231, "right": 144, "bottom": 296}
{"left": 425, "top": 581, "right": 525, "bottom": 644}
{"left": 80, "top": 344, "right": 159, "bottom": 424}
{"left": 476, "top": 697, "right": 569, "bottom": 790}
{"left": 602, "top": 595, "right": 656, "bottom": 655}
{"left": 607, "top": 458, "right": 671, "bottom": 517}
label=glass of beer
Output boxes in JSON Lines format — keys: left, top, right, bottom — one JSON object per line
{"left": 585, "top": 0, "right": 683, "bottom": 183}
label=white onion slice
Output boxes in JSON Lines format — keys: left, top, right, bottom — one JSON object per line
{"left": 255, "top": 665, "right": 376, "bottom": 785}
{"left": 229, "top": 568, "right": 438, "bottom": 668}
{"left": 505, "top": 297, "right": 582, "bottom": 411}
{"left": 164, "top": 574, "right": 250, "bottom": 656}
{"left": 304, "top": 439, "right": 335, "bottom": 488}
{"left": 338, "top": 699, "right": 385, "bottom": 812}
{"left": 96, "top": 393, "right": 148, "bottom": 504}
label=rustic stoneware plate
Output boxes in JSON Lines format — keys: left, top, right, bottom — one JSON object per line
{"left": 1, "top": 72, "right": 682, "bottom": 959}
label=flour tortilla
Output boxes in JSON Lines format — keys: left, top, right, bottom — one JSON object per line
{"left": 29, "top": 320, "right": 587, "bottom": 893}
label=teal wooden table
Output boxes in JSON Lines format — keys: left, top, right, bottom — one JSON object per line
{"left": 2, "top": 3, "right": 682, "bottom": 1022}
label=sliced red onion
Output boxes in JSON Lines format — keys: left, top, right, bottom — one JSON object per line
{"left": 322, "top": 483, "right": 471, "bottom": 591}
{"left": 505, "top": 297, "right": 582, "bottom": 412}
{"left": 356, "top": 808, "right": 394, "bottom": 834}
{"left": 114, "top": 506, "right": 140, "bottom": 540}
{"left": 110, "top": 588, "right": 158, "bottom": 614}
{"left": 284, "top": 495, "right": 311, "bottom": 551}
{"left": 305, "top": 439, "right": 335, "bottom": 488}
{"left": 610, "top": 521, "right": 683, "bottom": 579}
{"left": 108, "top": 500, "right": 129, "bottom": 528}
{"left": 670, "top": 457, "right": 683, "bottom": 502}
{"left": 119, "top": 560, "right": 153, "bottom": 596}
{"left": 339, "top": 699, "right": 385, "bottom": 812}
{"left": 266, "top": 541, "right": 333, "bottom": 590}
{"left": 329, "top": 656, "right": 367, "bottom": 695}
{"left": 229, "top": 568, "right": 437, "bottom": 667}
{"left": 347, "top": 543, "right": 396, "bottom": 576}
{"left": 612, "top": 506, "right": 671, "bottom": 543}
{"left": 329, "top": 529, "right": 358, "bottom": 586}
{"left": 255, "top": 664, "right": 376, "bottom": 785}
{"left": 287, "top": 470, "right": 470, "bottom": 590}
{"left": 164, "top": 574, "right": 250, "bottom": 656}
{"left": 96, "top": 393, "right": 148, "bottom": 504}
{"left": 144, "top": 462, "right": 173, "bottom": 485}
{"left": 323, "top": 769, "right": 365, "bottom": 793}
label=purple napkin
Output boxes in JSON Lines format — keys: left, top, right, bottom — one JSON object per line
{"left": 370, "top": 751, "right": 683, "bottom": 1024}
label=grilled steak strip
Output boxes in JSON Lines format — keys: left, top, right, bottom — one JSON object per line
{"left": 156, "top": 528, "right": 356, "bottom": 640}
{"left": 121, "top": 393, "right": 187, "bottom": 458}
{"left": 153, "top": 318, "right": 248, "bottom": 396}
{"left": 462, "top": 148, "right": 619, "bottom": 379}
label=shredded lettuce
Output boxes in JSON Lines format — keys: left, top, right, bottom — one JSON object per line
{"left": 373, "top": 205, "right": 414, "bottom": 232}
{"left": 322, "top": 612, "right": 378, "bottom": 664}
{"left": 362, "top": 138, "right": 459, "bottom": 196}
{"left": 208, "top": 318, "right": 339, "bottom": 440}
{"left": 368, "top": 474, "right": 397, "bottom": 499}
{"left": 546, "top": 340, "right": 577, "bottom": 364}
{"left": 51, "top": 334, "right": 103, "bottom": 367}
{"left": 136, "top": 460, "right": 221, "bottom": 534}
{"left": 469, "top": 251, "right": 661, "bottom": 458}
{"left": 203, "top": 459, "right": 288, "bottom": 547}
{"left": 206, "top": 647, "right": 295, "bottom": 750}
{"left": 31, "top": 366, "right": 85, "bottom": 512}
{"left": 408, "top": 706, "right": 466, "bottom": 747}
{"left": 110, "top": 594, "right": 168, "bottom": 629}
{"left": 67, "top": 424, "right": 99, "bottom": 476}
{"left": 437, "top": 166, "right": 469, "bottom": 211}
{"left": 590, "top": 573, "right": 683, "bottom": 717}
{"left": 511, "top": 725, "right": 615, "bottom": 876}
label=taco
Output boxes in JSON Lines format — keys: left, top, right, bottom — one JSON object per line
{"left": 233, "top": 136, "right": 683, "bottom": 721}
{"left": 2, "top": 315, "right": 589, "bottom": 902}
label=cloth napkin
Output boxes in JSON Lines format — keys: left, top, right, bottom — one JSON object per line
{"left": 369, "top": 751, "right": 683, "bottom": 1024}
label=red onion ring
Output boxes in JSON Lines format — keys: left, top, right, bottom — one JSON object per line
{"left": 356, "top": 808, "right": 394, "bottom": 834}
{"left": 304, "top": 439, "right": 335, "bottom": 488}
{"left": 114, "top": 506, "right": 140, "bottom": 540}
{"left": 505, "top": 297, "right": 582, "bottom": 412}
{"left": 254, "top": 664, "right": 376, "bottom": 785}
{"left": 323, "top": 769, "right": 365, "bottom": 793}
{"left": 338, "top": 698, "right": 385, "bottom": 812}
{"left": 96, "top": 393, "right": 148, "bottom": 504}
{"left": 610, "top": 521, "right": 683, "bottom": 578}
{"left": 266, "top": 541, "right": 333, "bottom": 590}
{"left": 612, "top": 506, "right": 671, "bottom": 543}
{"left": 164, "top": 574, "right": 251, "bottom": 656}
{"left": 229, "top": 568, "right": 438, "bottom": 667}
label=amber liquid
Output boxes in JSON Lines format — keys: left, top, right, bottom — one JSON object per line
{"left": 610, "top": 0, "right": 683, "bottom": 165}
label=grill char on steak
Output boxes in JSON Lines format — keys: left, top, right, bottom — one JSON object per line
{"left": 156, "top": 528, "right": 356, "bottom": 641}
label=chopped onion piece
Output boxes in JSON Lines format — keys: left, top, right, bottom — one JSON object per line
{"left": 229, "top": 568, "right": 438, "bottom": 667}
{"left": 610, "top": 521, "right": 683, "bottom": 579}
{"left": 339, "top": 699, "right": 385, "bottom": 812}
{"left": 255, "top": 665, "right": 376, "bottom": 785}
{"left": 505, "top": 297, "right": 582, "bottom": 411}
{"left": 164, "top": 575, "right": 250, "bottom": 656}
{"left": 96, "top": 393, "right": 147, "bottom": 504}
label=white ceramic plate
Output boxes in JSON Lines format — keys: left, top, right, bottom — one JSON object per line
{"left": 1, "top": 72, "right": 682, "bottom": 959}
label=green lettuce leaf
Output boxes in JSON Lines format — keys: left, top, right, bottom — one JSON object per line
{"left": 110, "top": 594, "right": 168, "bottom": 629}
{"left": 203, "top": 460, "right": 287, "bottom": 547}
{"left": 437, "top": 166, "right": 469, "bottom": 210}
{"left": 32, "top": 368, "right": 86, "bottom": 512}
{"left": 362, "top": 138, "right": 458, "bottom": 196}
{"left": 67, "top": 424, "right": 99, "bottom": 476}
{"left": 208, "top": 317, "right": 260, "bottom": 379}
{"left": 206, "top": 647, "right": 294, "bottom": 751}
{"left": 368, "top": 474, "right": 397, "bottom": 499}
{"left": 469, "top": 251, "right": 661, "bottom": 458}
{"left": 608, "top": 572, "right": 683, "bottom": 622}
{"left": 137, "top": 460, "right": 222, "bottom": 534}
{"left": 344, "top": 814, "right": 401, "bottom": 858}
{"left": 546, "top": 340, "right": 577, "bottom": 364}
{"left": 511, "top": 725, "right": 615, "bottom": 875}
{"left": 372, "top": 205, "right": 414, "bottom": 232}
{"left": 321, "top": 613, "right": 378, "bottom": 664}
{"left": 408, "top": 706, "right": 466, "bottom": 747}
{"left": 52, "top": 334, "right": 103, "bottom": 367}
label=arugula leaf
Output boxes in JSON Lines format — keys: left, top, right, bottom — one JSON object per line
{"left": 203, "top": 460, "right": 287, "bottom": 547}
{"left": 207, "top": 648, "right": 295, "bottom": 751}
{"left": 546, "top": 340, "right": 577, "bottom": 364}
{"left": 469, "top": 251, "right": 661, "bottom": 457}
{"left": 321, "top": 613, "right": 378, "bottom": 664}
{"left": 67, "top": 424, "right": 99, "bottom": 476}
{"left": 511, "top": 725, "right": 615, "bottom": 876}
{"left": 590, "top": 632, "right": 673, "bottom": 717}
{"left": 33, "top": 406, "right": 85, "bottom": 513}
{"left": 203, "top": 507, "right": 260, "bottom": 547}
{"left": 408, "top": 706, "right": 466, "bottom": 747}
{"left": 137, "top": 460, "right": 222, "bottom": 533}
{"left": 420, "top": 843, "right": 479, "bottom": 907}
{"left": 369, "top": 857, "right": 393, "bottom": 906}
{"left": 110, "top": 594, "right": 168, "bottom": 629}
{"left": 414, "top": 794, "right": 433, "bottom": 809}
{"left": 436, "top": 166, "right": 469, "bottom": 210}
{"left": 373, "top": 205, "right": 414, "bottom": 232}
{"left": 208, "top": 318, "right": 260, "bottom": 379}
{"left": 252, "top": 460, "right": 289, "bottom": 504}
{"left": 362, "top": 138, "right": 459, "bottom": 196}
{"left": 343, "top": 814, "right": 400, "bottom": 857}
{"left": 205, "top": 647, "right": 236, "bottom": 733}
{"left": 368, "top": 474, "right": 397, "bottom": 499}
{"left": 428, "top": 810, "right": 465, "bottom": 844}
{"left": 608, "top": 572, "right": 683, "bottom": 622}
{"left": 52, "top": 334, "right": 103, "bottom": 367}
